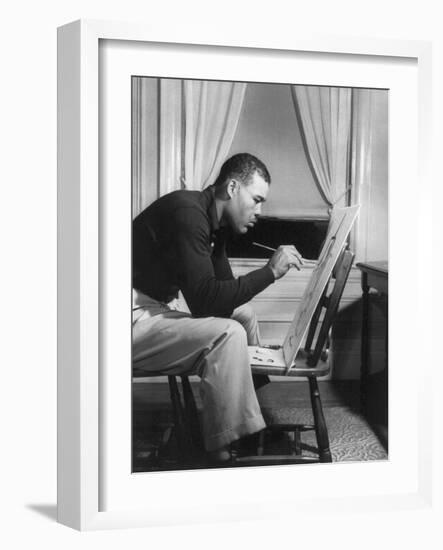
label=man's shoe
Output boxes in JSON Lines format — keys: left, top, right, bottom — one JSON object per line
{"left": 207, "top": 446, "right": 231, "bottom": 464}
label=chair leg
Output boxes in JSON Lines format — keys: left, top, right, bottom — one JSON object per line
{"left": 308, "top": 376, "right": 332, "bottom": 463}
{"left": 180, "top": 376, "right": 204, "bottom": 453}
{"left": 294, "top": 427, "right": 301, "bottom": 456}
{"left": 168, "top": 376, "right": 193, "bottom": 461}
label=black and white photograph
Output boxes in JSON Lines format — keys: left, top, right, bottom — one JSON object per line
{"left": 131, "top": 76, "right": 389, "bottom": 472}
{"left": 4, "top": 0, "right": 437, "bottom": 541}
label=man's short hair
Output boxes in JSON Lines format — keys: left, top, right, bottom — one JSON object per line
{"left": 213, "top": 153, "right": 271, "bottom": 188}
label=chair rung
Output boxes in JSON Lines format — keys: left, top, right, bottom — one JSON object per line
{"left": 232, "top": 454, "right": 320, "bottom": 465}
{"left": 266, "top": 424, "right": 315, "bottom": 432}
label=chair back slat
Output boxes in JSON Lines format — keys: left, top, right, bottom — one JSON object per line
{"left": 304, "top": 283, "right": 329, "bottom": 354}
{"left": 305, "top": 248, "right": 355, "bottom": 367}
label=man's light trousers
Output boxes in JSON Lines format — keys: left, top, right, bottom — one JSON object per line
{"left": 132, "top": 292, "right": 266, "bottom": 451}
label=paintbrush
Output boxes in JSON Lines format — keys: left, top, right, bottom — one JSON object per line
{"left": 252, "top": 241, "right": 317, "bottom": 264}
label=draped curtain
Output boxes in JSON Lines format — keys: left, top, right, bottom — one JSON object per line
{"left": 290, "top": 86, "right": 352, "bottom": 208}
{"left": 349, "top": 89, "right": 376, "bottom": 262}
{"left": 132, "top": 78, "right": 143, "bottom": 217}
{"left": 183, "top": 80, "right": 247, "bottom": 190}
{"left": 291, "top": 85, "right": 382, "bottom": 261}
{"left": 132, "top": 78, "right": 183, "bottom": 216}
{"left": 133, "top": 78, "right": 247, "bottom": 212}
{"left": 159, "top": 79, "right": 183, "bottom": 197}
{"left": 132, "top": 77, "right": 163, "bottom": 217}
{"left": 134, "top": 80, "right": 381, "bottom": 262}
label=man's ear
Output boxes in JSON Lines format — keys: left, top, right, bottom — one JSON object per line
{"left": 226, "top": 179, "right": 239, "bottom": 199}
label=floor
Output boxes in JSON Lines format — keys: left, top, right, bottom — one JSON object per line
{"left": 132, "top": 379, "right": 388, "bottom": 472}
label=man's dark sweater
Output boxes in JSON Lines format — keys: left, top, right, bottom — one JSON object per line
{"left": 133, "top": 186, "right": 275, "bottom": 318}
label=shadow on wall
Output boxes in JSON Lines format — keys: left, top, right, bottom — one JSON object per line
{"left": 332, "top": 295, "right": 387, "bottom": 380}
{"left": 331, "top": 299, "right": 362, "bottom": 381}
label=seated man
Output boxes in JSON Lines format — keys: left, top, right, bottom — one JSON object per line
{"left": 132, "top": 153, "right": 302, "bottom": 462}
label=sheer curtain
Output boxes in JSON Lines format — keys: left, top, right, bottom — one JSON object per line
{"left": 350, "top": 89, "right": 377, "bottom": 262}
{"left": 183, "top": 80, "right": 247, "bottom": 190}
{"left": 290, "top": 85, "right": 352, "bottom": 208}
{"left": 132, "top": 78, "right": 183, "bottom": 212}
{"left": 159, "top": 79, "right": 183, "bottom": 196}
{"left": 132, "top": 77, "right": 163, "bottom": 217}
{"left": 291, "top": 85, "right": 383, "bottom": 261}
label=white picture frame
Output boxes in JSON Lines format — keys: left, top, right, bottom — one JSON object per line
{"left": 57, "top": 19, "right": 433, "bottom": 531}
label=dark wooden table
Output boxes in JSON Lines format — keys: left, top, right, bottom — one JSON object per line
{"left": 356, "top": 261, "right": 388, "bottom": 450}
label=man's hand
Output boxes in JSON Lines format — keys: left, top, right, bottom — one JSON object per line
{"left": 267, "top": 245, "right": 304, "bottom": 280}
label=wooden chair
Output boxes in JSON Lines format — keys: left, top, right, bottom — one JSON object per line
{"left": 132, "top": 371, "right": 205, "bottom": 468}
{"left": 133, "top": 248, "right": 354, "bottom": 468}
{"left": 233, "top": 248, "right": 355, "bottom": 465}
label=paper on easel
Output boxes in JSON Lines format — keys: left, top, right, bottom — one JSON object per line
{"left": 248, "top": 205, "right": 360, "bottom": 373}
{"left": 282, "top": 205, "right": 360, "bottom": 371}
